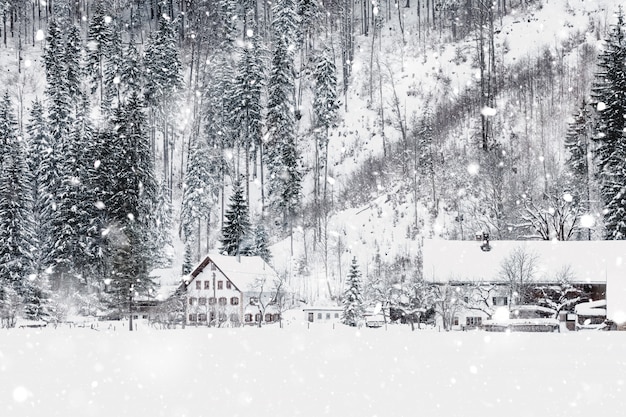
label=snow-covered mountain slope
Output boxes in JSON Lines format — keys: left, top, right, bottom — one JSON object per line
{"left": 269, "top": 0, "right": 622, "bottom": 303}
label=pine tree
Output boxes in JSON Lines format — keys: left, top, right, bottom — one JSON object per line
{"left": 86, "top": 2, "right": 113, "bottom": 101}
{"left": 65, "top": 24, "right": 84, "bottom": 114}
{"left": 102, "top": 29, "right": 124, "bottom": 111}
{"left": 0, "top": 92, "right": 37, "bottom": 318}
{"left": 152, "top": 182, "right": 174, "bottom": 268}
{"left": 26, "top": 99, "right": 50, "bottom": 267}
{"left": 266, "top": 0, "right": 302, "bottom": 234}
{"left": 231, "top": 27, "right": 265, "bottom": 190}
{"left": 181, "top": 135, "right": 218, "bottom": 249}
{"left": 53, "top": 94, "right": 100, "bottom": 288}
{"left": 101, "top": 95, "right": 157, "bottom": 324}
{"left": 591, "top": 8, "right": 626, "bottom": 239}
{"left": 144, "top": 15, "right": 184, "bottom": 108}
{"left": 119, "top": 35, "right": 143, "bottom": 100}
{"left": 313, "top": 45, "right": 339, "bottom": 216}
{"left": 341, "top": 257, "right": 365, "bottom": 327}
{"left": 252, "top": 224, "right": 272, "bottom": 263}
{"left": 220, "top": 179, "right": 252, "bottom": 256}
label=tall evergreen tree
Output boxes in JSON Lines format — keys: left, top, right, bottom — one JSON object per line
{"left": 144, "top": 15, "right": 184, "bottom": 107}
{"left": 26, "top": 99, "right": 50, "bottom": 267}
{"left": 266, "top": 0, "right": 302, "bottom": 236}
{"left": 231, "top": 27, "right": 265, "bottom": 192}
{"left": 181, "top": 135, "right": 218, "bottom": 259}
{"left": 341, "top": 257, "right": 365, "bottom": 327}
{"left": 251, "top": 224, "right": 272, "bottom": 263}
{"left": 65, "top": 24, "right": 84, "bottom": 113}
{"left": 565, "top": 99, "right": 597, "bottom": 237}
{"left": 591, "top": 8, "right": 626, "bottom": 239}
{"left": 53, "top": 94, "right": 100, "bottom": 288}
{"left": 0, "top": 93, "right": 38, "bottom": 319}
{"left": 313, "top": 45, "right": 339, "bottom": 215}
{"left": 220, "top": 179, "right": 252, "bottom": 256}
{"left": 101, "top": 95, "right": 158, "bottom": 322}
{"left": 86, "top": 2, "right": 113, "bottom": 103}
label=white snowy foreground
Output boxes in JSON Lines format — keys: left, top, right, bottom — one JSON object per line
{"left": 2, "top": 323, "right": 626, "bottom": 417}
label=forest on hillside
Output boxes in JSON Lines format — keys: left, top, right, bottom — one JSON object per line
{"left": 0, "top": 0, "right": 623, "bottom": 326}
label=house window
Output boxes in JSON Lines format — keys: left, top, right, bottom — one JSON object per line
{"left": 308, "top": 312, "right": 314, "bottom": 322}
{"left": 204, "top": 281, "right": 210, "bottom": 289}
{"left": 189, "top": 314, "right": 197, "bottom": 322}
{"left": 255, "top": 313, "right": 261, "bottom": 322}
{"left": 334, "top": 313, "right": 339, "bottom": 319}
{"left": 326, "top": 313, "right": 331, "bottom": 320}
{"left": 195, "top": 281, "right": 201, "bottom": 290}
{"left": 218, "top": 281, "right": 223, "bottom": 290}
{"left": 466, "top": 317, "right": 482, "bottom": 326}
{"left": 199, "top": 297, "right": 206, "bottom": 306}
{"left": 209, "top": 312, "right": 215, "bottom": 321}
{"left": 231, "top": 297, "right": 239, "bottom": 305}
{"left": 208, "top": 297, "right": 216, "bottom": 305}
{"left": 219, "top": 297, "right": 227, "bottom": 306}
{"left": 493, "top": 296, "right": 508, "bottom": 306}
{"left": 245, "top": 314, "right": 253, "bottom": 322}
{"left": 317, "top": 313, "right": 322, "bottom": 320}
{"left": 189, "top": 297, "right": 197, "bottom": 306}
{"left": 453, "top": 316, "right": 459, "bottom": 326}
{"left": 198, "top": 313, "right": 207, "bottom": 322}
{"left": 273, "top": 313, "right": 280, "bottom": 322}
{"left": 226, "top": 281, "right": 232, "bottom": 289}
{"left": 265, "top": 313, "right": 273, "bottom": 322}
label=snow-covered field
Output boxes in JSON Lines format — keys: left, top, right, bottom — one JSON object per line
{"left": 2, "top": 323, "right": 625, "bottom": 417}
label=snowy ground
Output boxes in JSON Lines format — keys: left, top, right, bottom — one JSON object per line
{"left": 2, "top": 323, "right": 626, "bottom": 417}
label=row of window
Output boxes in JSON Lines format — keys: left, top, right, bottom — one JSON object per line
{"left": 307, "top": 312, "right": 340, "bottom": 322}
{"left": 452, "top": 316, "right": 483, "bottom": 327}
{"left": 195, "top": 280, "right": 232, "bottom": 290}
{"left": 244, "top": 313, "right": 280, "bottom": 323}
{"left": 189, "top": 312, "right": 239, "bottom": 322}
{"left": 188, "top": 313, "right": 281, "bottom": 323}
{"left": 189, "top": 296, "right": 239, "bottom": 306}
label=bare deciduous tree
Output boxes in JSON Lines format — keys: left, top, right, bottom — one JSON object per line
{"left": 499, "top": 246, "right": 538, "bottom": 305}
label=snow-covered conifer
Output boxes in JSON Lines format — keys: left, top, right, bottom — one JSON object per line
{"left": 341, "top": 257, "right": 365, "bottom": 327}
{"left": 0, "top": 93, "right": 37, "bottom": 315}
{"left": 590, "top": 8, "right": 626, "bottom": 239}
{"left": 220, "top": 179, "right": 252, "bottom": 256}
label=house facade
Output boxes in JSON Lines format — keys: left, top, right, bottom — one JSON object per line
{"left": 422, "top": 239, "right": 626, "bottom": 330}
{"left": 184, "top": 253, "right": 284, "bottom": 326}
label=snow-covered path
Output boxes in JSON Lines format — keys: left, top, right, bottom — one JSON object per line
{"left": 1, "top": 324, "right": 625, "bottom": 417}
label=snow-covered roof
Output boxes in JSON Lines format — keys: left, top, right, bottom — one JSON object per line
{"left": 423, "top": 239, "right": 626, "bottom": 322}
{"left": 189, "top": 253, "right": 278, "bottom": 293}
{"left": 575, "top": 300, "right": 607, "bottom": 317}
{"left": 423, "top": 239, "right": 624, "bottom": 285}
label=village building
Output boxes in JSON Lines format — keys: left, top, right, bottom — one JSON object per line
{"left": 303, "top": 306, "right": 343, "bottom": 324}
{"left": 183, "top": 253, "right": 287, "bottom": 326}
{"left": 422, "top": 239, "right": 626, "bottom": 330}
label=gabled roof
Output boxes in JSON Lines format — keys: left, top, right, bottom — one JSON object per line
{"left": 423, "top": 239, "right": 625, "bottom": 285}
{"left": 189, "top": 253, "right": 278, "bottom": 293}
{"left": 423, "top": 239, "right": 626, "bottom": 323}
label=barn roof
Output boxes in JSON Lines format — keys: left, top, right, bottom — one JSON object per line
{"left": 422, "top": 239, "right": 626, "bottom": 322}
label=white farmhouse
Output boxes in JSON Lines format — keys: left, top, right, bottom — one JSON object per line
{"left": 183, "top": 253, "right": 284, "bottom": 326}
{"left": 423, "top": 239, "right": 626, "bottom": 330}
